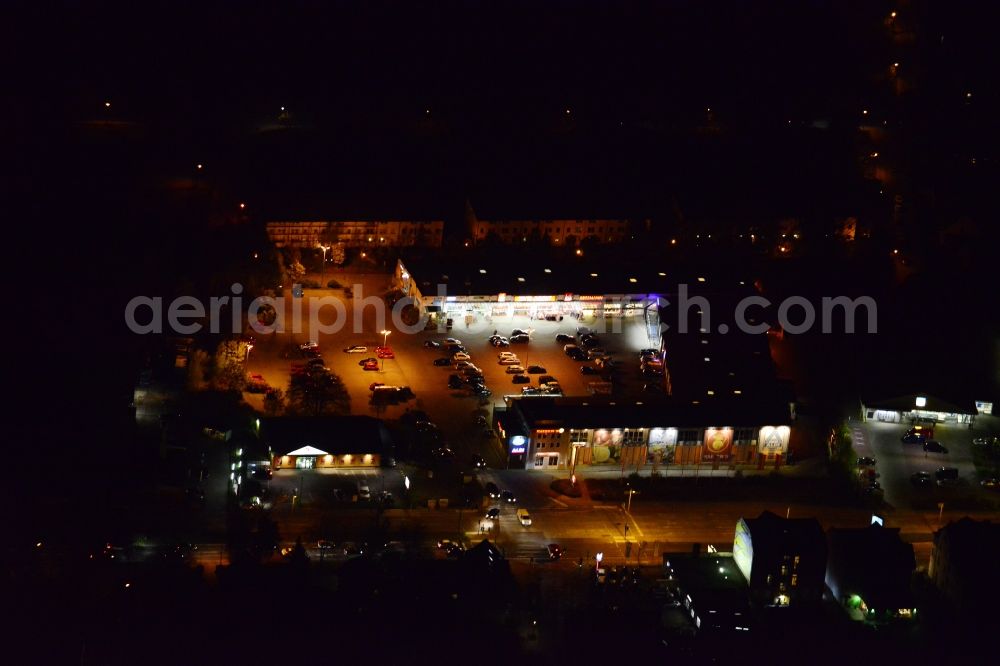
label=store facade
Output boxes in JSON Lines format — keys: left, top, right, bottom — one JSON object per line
{"left": 500, "top": 397, "right": 792, "bottom": 471}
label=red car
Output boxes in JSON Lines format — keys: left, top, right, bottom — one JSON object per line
{"left": 363, "top": 360, "right": 379, "bottom": 371}
{"left": 377, "top": 349, "right": 395, "bottom": 359}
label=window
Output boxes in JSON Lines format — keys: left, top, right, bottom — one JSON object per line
{"left": 678, "top": 429, "right": 699, "bottom": 444}
{"left": 735, "top": 428, "right": 754, "bottom": 444}
{"left": 780, "top": 565, "right": 789, "bottom": 576}
{"left": 534, "top": 456, "right": 544, "bottom": 467}
{"left": 793, "top": 555, "right": 800, "bottom": 567}
{"left": 791, "top": 574, "right": 798, "bottom": 587}
{"left": 623, "top": 429, "right": 644, "bottom": 445}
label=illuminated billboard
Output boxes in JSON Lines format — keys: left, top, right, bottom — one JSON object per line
{"left": 758, "top": 426, "right": 790, "bottom": 454}
{"left": 510, "top": 435, "right": 527, "bottom": 455}
{"left": 703, "top": 427, "right": 733, "bottom": 460}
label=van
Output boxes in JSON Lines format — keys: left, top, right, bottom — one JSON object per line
{"left": 516, "top": 508, "right": 532, "bottom": 526}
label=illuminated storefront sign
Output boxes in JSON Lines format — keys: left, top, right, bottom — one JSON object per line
{"left": 703, "top": 427, "right": 733, "bottom": 460}
{"left": 758, "top": 425, "right": 790, "bottom": 454}
{"left": 510, "top": 435, "right": 527, "bottom": 455}
{"left": 513, "top": 295, "right": 557, "bottom": 302}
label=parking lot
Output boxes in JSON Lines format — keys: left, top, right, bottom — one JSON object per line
{"left": 245, "top": 272, "right": 659, "bottom": 468}
{"left": 855, "top": 420, "right": 989, "bottom": 509}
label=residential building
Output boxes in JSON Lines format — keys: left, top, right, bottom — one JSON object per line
{"left": 664, "top": 552, "right": 752, "bottom": 634}
{"left": 733, "top": 511, "right": 827, "bottom": 607}
{"left": 929, "top": 518, "right": 1000, "bottom": 616}
{"left": 465, "top": 200, "right": 632, "bottom": 246}
{"left": 825, "top": 525, "right": 916, "bottom": 623}
{"left": 266, "top": 219, "right": 443, "bottom": 249}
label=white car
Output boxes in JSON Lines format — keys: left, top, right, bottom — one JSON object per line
{"left": 498, "top": 356, "right": 521, "bottom": 365}
{"left": 299, "top": 340, "right": 319, "bottom": 350}
{"left": 344, "top": 345, "right": 368, "bottom": 353}
{"left": 497, "top": 351, "right": 518, "bottom": 358}
{"left": 452, "top": 352, "right": 471, "bottom": 362}
{"left": 445, "top": 338, "right": 462, "bottom": 345}
{"left": 505, "top": 365, "right": 525, "bottom": 374}
{"left": 454, "top": 360, "right": 475, "bottom": 370}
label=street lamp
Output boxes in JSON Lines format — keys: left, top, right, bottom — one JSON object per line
{"left": 380, "top": 330, "right": 391, "bottom": 372}
{"left": 318, "top": 245, "right": 330, "bottom": 276}
{"left": 626, "top": 487, "right": 638, "bottom": 513}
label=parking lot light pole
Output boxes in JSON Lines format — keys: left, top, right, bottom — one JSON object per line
{"left": 380, "top": 330, "right": 391, "bottom": 372}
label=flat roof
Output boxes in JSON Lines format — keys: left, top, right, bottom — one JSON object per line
{"left": 507, "top": 396, "right": 790, "bottom": 430}
{"left": 862, "top": 393, "right": 977, "bottom": 416}
{"left": 399, "top": 249, "right": 755, "bottom": 298}
{"left": 665, "top": 553, "right": 750, "bottom": 614}
{"left": 261, "top": 416, "right": 393, "bottom": 455}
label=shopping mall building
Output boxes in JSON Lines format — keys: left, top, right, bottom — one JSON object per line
{"left": 498, "top": 396, "right": 794, "bottom": 471}
{"left": 393, "top": 256, "right": 676, "bottom": 336}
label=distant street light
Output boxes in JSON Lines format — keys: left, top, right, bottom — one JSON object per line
{"left": 318, "top": 244, "right": 330, "bottom": 276}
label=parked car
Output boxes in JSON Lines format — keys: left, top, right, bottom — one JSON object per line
{"left": 446, "top": 343, "right": 466, "bottom": 353}
{"left": 923, "top": 440, "right": 949, "bottom": 454}
{"left": 448, "top": 375, "right": 465, "bottom": 389}
{"left": 511, "top": 329, "right": 531, "bottom": 336}
{"left": 433, "top": 357, "right": 452, "bottom": 366}
{"left": 344, "top": 345, "right": 367, "bottom": 353}
{"left": 587, "top": 348, "right": 608, "bottom": 359}
{"left": 423, "top": 340, "right": 441, "bottom": 348}
{"left": 911, "top": 471, "right": 932, "bottom": 487}
{"left": 556, "top": 334, "right": 575, "bottom": 344}
{"left": 521, "top": 386, "right": 541, "bottom": 395}
{"left": 471, "top": 386, "right": 491, "bottom": 397}
{"left": 510, "top": 334, "right": 530, "bottom": 343}
{"left": 445, "top": 338, "right": 462, "bottom": 345}
{"left": 377, "top": 348, "right": 395, "bottom": 359}
{"left": 935, "top": 467, "right": 959, "bottom": 485}
{"left": 526, "top": 365, "right": 546, "bottom": 374}
{"left": 581, "top": 365, "right": 600, "bottom": 375}
{"left": 856, "top": 457, "right": 877, "bottom": 466}
{"left": 512, "top": 374, "right": 531, "bottom": 384}
{"left": 497, "top": 351, "right": 518, "bottom": 358}
{"left": 563, "top": 344, "right": 580, "bottom": 355}
{"left": 358, "top": 357, "right": 377, "bottom": 366}
{"left": 498, "top": 356, "right": 521, "bottom": 365}
{"left": 567, "top": 348, "right": 588, "bottom": 361}
{"left": 369, "top": 382, "right": 385, "bottom": 391}
{"left": 363, "top": 360, "right": 379, "bottom": 370}
{"left": 538, "top": 375, "right": 557, "bottom": 386}
{"left": 299, "top": 341, "right": 319, "bottom": 350}
{"left": 452, "top": 352, "right": 471, "bottom": 362}
{"left": 506, "top": 365, "right": 525, "bottom": 374}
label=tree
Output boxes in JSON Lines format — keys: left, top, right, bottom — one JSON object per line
{"left": 264, "top": 388, "right": 285, "bottom": 416}
{"left": 287, "top": 368, "right": 351, "bottom": 416}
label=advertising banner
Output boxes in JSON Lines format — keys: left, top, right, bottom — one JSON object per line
{"left": 703, "top": 427, "right": 733, "bottom": 460}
